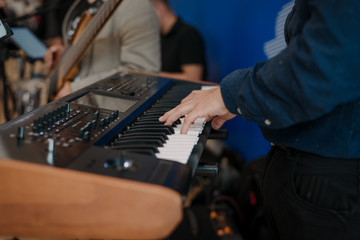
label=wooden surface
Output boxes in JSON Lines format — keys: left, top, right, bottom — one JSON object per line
{"left": 0, "top": 158, "right": 183, "bottom": 240}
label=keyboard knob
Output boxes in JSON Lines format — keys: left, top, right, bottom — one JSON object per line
{"left": 17, "top": 126, "right": 24, "bottom": 139}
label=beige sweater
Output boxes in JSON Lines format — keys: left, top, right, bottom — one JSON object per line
{"left": 65, "top": 0, "right": 161, "bottom": 92}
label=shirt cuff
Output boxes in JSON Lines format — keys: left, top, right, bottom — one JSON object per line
{"left": 220, "top": 68, "right": 251, "bottom": 115}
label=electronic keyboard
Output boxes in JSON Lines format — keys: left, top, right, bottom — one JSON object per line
{"left": 0, "top": 72, "right": 214, "bottom": 240}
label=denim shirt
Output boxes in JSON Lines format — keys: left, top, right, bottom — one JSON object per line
{"left": 220, "top": 0, "right": 360, "bottom": 158}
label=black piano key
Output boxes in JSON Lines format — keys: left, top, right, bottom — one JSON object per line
{"left": 125, "top": 127, "right": 174, "bottom": 135}
{"left": 155, "top": 102, "right": 180, "bottom": 106}
{"left": 111, "top": 139, "right": 163, "bottom": 147}
{"left": 134, "top": 118, "right": 165, "bottom": 123}
{"left": 126, "top": 125, "right": 175, "bottom": 134}
{"left": 112, "top": 135, "right": 167, "bottom": 143}
{"left": 119, "top": 132, "right": 169, "bottom": 140}
{"left": 144, "top": 109, "right": 168, "bottom": 115}
{"left": 132, "top": 121, "right": 177, "bottom": 127}
{"left": 108, "top": 149, "right": 156, "bottom": 157}
{"left": 138, "top": 112, "right": 163, "bottom": 118}
{"left": 135, "top": 117, "right": 160, "bottom": 123}
{"left": 147, "top": 106, "right": 175, "bottom": 111}
{"left": 135, "top": 117, "right": 181, "bottom": 126}
{"left": 136, "top": 116, "right": 169, "bottom": 122}
{"left": 108, "top": 144, "right": 159, "bottom": 153}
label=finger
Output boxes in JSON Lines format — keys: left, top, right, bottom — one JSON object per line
{"left": 211, "top": 113, "right": 237, "bottom": 130}
{"left": 164, "top": 104, "right": 190, "bottom": 126}
{"left": 158, "top": 114, "right": 167, "bottom": 123}
{"left": 180, "top": 92, "right": 195, "bottom": 104}
{"left": 44, "top": 46, "right": 58, "bottom": 67}
{"left": 180, "top": 89, "right": 205, "bottom": 104}
{"left": 159, "top": 103, "right": 191, "bottom": 126}
{"left": 180, "top": 112, "right": 199, "bottom": 134}
{"left": 158, "top": 109, "right": 174, "bottom": 123}
{"left": 204, "top": 115, "right": 213, "bottom": 122}
{"left": 211, "top": 117, "right": 227, "bottom": 130}
{"left": 159, "top": 106, "right": 178, "bottom": 122}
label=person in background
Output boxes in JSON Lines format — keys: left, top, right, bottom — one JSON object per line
{"left": 0, "top": 0, "right": 13, "bottom": 19}
{"left": 44, "top": 0, "right": 161, "bottom": 99}
{"left": 36, "top": 0, "right": 74, "bottom": 47}
{"left": 159, "top": 0, "right": 360, "bottom": 239}
{"left": 5, "top": 0, "right": 41, "bottom": 31}
{"left": 151, "top": 0, "right": 206, "bottom": 81}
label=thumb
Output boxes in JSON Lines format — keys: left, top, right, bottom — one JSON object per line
{"left": 211, "top": 112, "right": 236, "bottom": 130}
{"left": 211, "top": 116, "right": 227, "bottom": 130}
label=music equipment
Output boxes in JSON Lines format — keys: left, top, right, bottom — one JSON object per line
{"left": 44, "top": 0, "right": 123, "bottom": 103}
{"left": 63, "top": 0, "right": 105, "bottom": 45}
{"left": 0, "top": 72, "right": 214, "bottom": 240}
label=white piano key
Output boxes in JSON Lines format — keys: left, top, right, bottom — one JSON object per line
{"left": 156, "top": 150, "right": 192, "bottom": 163}
{"left": 156, "top": 117, "right": 206, "bottom": 164}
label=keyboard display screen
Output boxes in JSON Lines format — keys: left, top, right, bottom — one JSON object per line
{"left": 72, "top": 92, "right": 137, "bottom": 112}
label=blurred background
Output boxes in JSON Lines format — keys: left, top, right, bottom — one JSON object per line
{"left": 0, "top": 0, "right": 292, "bottom": 162}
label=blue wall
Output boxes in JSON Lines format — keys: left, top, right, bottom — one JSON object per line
{"left": 169, "top": 0, "right": 291, "bottom": 161}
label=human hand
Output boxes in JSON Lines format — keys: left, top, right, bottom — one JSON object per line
{"left": 54, "top": 81, "right": 72, "bottom": 100}
{"left": 159, "top": 87, "right": 236, "bottom": 134}
{"left": 44, "top": 44, "right": 65, "bottom": 69}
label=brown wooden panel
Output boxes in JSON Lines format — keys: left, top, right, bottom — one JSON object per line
{"left": 0, "top": 158, "right": 182, "bottom": 240}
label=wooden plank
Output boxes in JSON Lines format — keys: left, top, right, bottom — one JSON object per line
{"left": 0, "top": 158, "right": 182, "bottom": 240}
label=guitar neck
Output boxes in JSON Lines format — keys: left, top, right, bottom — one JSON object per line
{"left": 47, "top": 0, "right": 123, "bottom": 103}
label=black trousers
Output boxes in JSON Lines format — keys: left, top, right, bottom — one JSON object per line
{"left": 262, "top": 146, "right": 360, "bottom": 240}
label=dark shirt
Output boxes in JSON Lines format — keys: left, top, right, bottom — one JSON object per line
{"left": 36, "top": 0, "right": 73, "bottom": 41}
{"left": 161, "top": 18, "right": 207, "bottom": 80}
{"left": 220, "top": 0, "right": 360, "bottom": 158}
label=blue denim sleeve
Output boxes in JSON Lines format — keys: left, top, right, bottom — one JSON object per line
{"left": 221, "top": 0, "right": 360, "bottom": 129}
